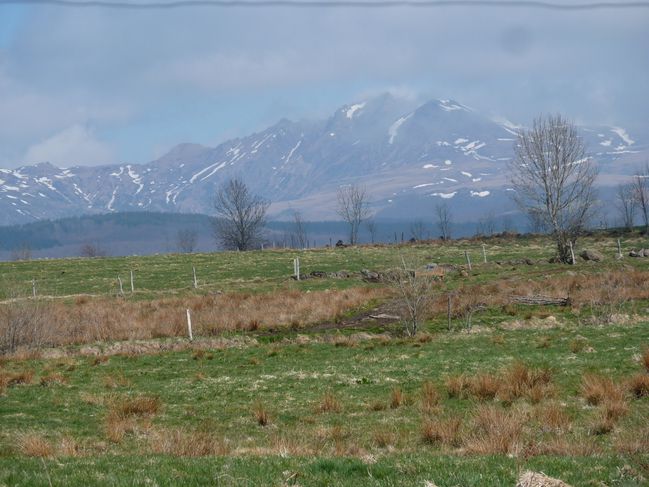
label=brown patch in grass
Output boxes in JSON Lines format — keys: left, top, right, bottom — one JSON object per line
{"left": 642, "top": 347, "right": 649, "bottom": 373}
{"left": 580, "top": 373, "right": 625, "bottom": 406}
{"left": 466, "top": 405, "right": 525, "bottom": 455}
{"left": 108, "top": 394, "right": 161, "bottom": 419}
{"left": 373, "top": 429, "right": 395, "bottom": 448}
{"left": 421, "top": 417, "right": 463, "bottom": 448}
{"left": 316, "top": 391, "right": 342, "bottom": 413}
{"left": 102, "top": 372, "right": 131, "bottom": 389}
{"left": 534, "top": 402, "right": 571, "bottom": 433}
{"left": 148, "top": 428, "right": 229, "bottom": 456}
{"left": 469, "top": 373, "right": 501, "bottom": 401}
{"left": 627, "top": 373, "right": 649, "bottom": 398}
{"left": 390, "top": 387, "right": 404, "bottom": 409}
{"left": 421, "top": 381, "right": 440, "bottom": 413}
{"left": 368, "top": 400, "right": 387, "bottom": 412}
{"left": 16, "top": 433, "right": 53, "bottom": 457}
{"left": 445, "top": 374, "right": 471, "bottom": 399}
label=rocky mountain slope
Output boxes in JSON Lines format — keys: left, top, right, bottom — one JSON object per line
{"left": 0, "top": 94, "right": 645, "bottom": 226}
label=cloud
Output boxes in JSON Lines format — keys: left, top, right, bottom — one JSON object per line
{"left": 23, "top": 125, "right": 115, "bottom": 166}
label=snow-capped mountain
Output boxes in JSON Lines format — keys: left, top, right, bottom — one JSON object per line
{"left": 1, "top": 94, "right": 646, "bottom": 226}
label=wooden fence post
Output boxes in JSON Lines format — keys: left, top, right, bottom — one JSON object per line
{"left": 192, "top": 266, "right": 198, "bottom": 289}
{"left": 117, "top": 276, "right": 124, "bottom": 296}
{"left": 464, "top": 251, "right": 472, "bottom": 271}
{"left": 32, "top": 279, "right": 36, "bottom": 298}
{"left": 569, "top": 241, "right": 576, "bottom": 265}
{"left": 130, "top": 270, "right": 135, "bottom": 293}
{"left": 617, "top": 238, "right": 622, "bottom": 259}
{"left": 482, "top": 244, "right": 487, "bottom": 264}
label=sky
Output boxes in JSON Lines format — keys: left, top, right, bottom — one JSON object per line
{"left": 0, "top": 1, "right": 647, "bottom": 168}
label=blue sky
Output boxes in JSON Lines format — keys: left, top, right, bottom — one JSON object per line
{"left": 0, "top": 1, "right": 647, "bottom": 168}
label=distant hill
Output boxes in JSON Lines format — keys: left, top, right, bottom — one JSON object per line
{"left": 0, "top": 211, "right": 511, "bottom": 260}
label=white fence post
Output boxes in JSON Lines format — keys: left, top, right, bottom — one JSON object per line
{"left": 464, "top": 250, "right": 472, "bottom": 271}
{"left": 130, "top": 270, "right": 135, "bottom": 293}
{"left": 569, "top": 241, "right": 576, "bottom": 265}
{"left": 186, "top": 309, "right": 193, "bottom": 341}
{"left": 192, "top": 266, "right": 198, "bottom": 289}
{"left": 617, "top": 238, "right": 623, "bottom": 259}
{"left": 117, "top": 276, "right": 124, "bottom": 296}
{"left": 482, "top": 244, "right": 487, "bottom": 264}
{"left": 32, "top": 279, "right": 36, "bottom": 298}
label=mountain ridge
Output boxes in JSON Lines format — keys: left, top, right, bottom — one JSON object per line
{"left": 0, "top": 93, "right": 645, "bottom": 226}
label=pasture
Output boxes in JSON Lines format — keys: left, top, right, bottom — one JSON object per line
{"left": 1, "top": 233, "right": 648, "bottom": 486}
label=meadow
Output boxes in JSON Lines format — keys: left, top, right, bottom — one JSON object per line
{"left": 1, "top": 232, "right": 648, "bottom": 486}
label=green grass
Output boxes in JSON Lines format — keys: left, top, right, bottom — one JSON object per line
{"left": 2, "top": 233, "right": 649, "bottom": 484}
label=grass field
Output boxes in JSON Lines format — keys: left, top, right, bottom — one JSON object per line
{"left": 1, "top": 233, "right": 649, "bottom": 485}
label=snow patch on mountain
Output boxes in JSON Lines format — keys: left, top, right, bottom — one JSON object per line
{"left": 471, "top": 190, "right": 490, "bottom": 197}
{"left": 388, "top": 113, "right": 413, "bottom": 144}
{"left": 611, "top": 127, "right": 634, "bottom": 146}
{"left": 345, "top": 102, "right": 366, "bottom": 119}
{"left": 432, "top": 191, "right": 457, "bottom": 199}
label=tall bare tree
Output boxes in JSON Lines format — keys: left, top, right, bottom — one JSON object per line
{"left": 435, "top": 203, "right": 452, "bottom": 241}
{"left": 291, "top": 210, "right": 309, "bottom": 249}
{"left": 632, "top": 165, "right": 649, "bottom": 234}
{"left": 336, "top": 184, "right": 370, "bottom": 245}
{"left": 616, "top": 183, "right": 637, "bottom": 231}
{"left": 509, "top": 114, "right": 597, "bottom": 263}
{"left": 176, "top": 228, "right": 198, "bottom": 253}
{"left": 212, "top": 178, "right": 269, "bottom": 251}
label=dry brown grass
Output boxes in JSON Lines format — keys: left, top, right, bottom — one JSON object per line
{"left": 368, "top": 400, "right": 387, "bottom": 412}
{"left": 1, "top": 287, "right": 386, "bottom": 351}
{"left": 580, "top": 374, "right": 625, "bottom": 406}
{"left": 16, "top": 433, "right": 53, "bottom": 457}
{"left": 373, "top": 429, "right": 395, "bottom": 448}
{"left": 390, "top": 387, "right": 404, "bottom": 409}
{"left": 316, "top": 391, "right": 342, "bottom": 413}
{"left": 0, "top": 369, "right": 34, "bottom": 393}
{"left": 466, "top": 405, "right": 525, "bottom": 455}
{"left": 253, "top": 401, "right": 270, "bottom": 426}
{"left": 469, "top": 373, "right": 500, "bottom": 401}
{"left": 627, "top": 373, "right": 649, "bottom": 398}
{"left": 102, "top": 372, "right": 131, "bottom": 389}
{"left": 148, "top": 428, "right": 229, "bottom": 456}
{"left": 534, "top": 403, "right": 571, "bottom": 433}
{"left": 445, "top": 374, "right": 471, "bottom": 399}
{"left": 421, "top": 417, "right": 463, "bottom": 448}
{"left": 109, "top": 395, "right": 161, "bottom": 418}
{"left": 421, "top": 381, "right": 440, "bottom": 413}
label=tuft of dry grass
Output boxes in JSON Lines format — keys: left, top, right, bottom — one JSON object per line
{"left": 466, "top": 405, "right": 525, "bottom": 455}
{"left": 642, "top": 347, "right": 649, "bottom": 373}
{"left": 373, "top": 429, "right": 395, "bottom": 448}
{"left": 445, "top": 374, "right": 471, "bottom": 399}
{"left": 580, "top": 374, "right": 625, "bottom": 406}
{"left": 316, "top": 391, "right": 342, "bottom": 414}
{"left": 108, "top": 395, "right": 161, "bottom": 418}
{"left": 253, "top": 401, "right": 270, "bottom": 426}
{"left": 102, "top": 372, "right": 131, "bottom": 389}
{"left": 534, "top": 402, "right": 571, "bottom": 433}
{"left": 16, "top": 433, "right": 53, "bottom": 457}
{"left": 469, "top": 373, "right": 501, "bottom": 401}
{"left": 627, "top": 373, "right": 649, "bottom": 398}
{"left": 421, "top": 417, "right": 463, "bottom": 448}
{"left": 421, "top": 381, "right": 440, "bottom": 413}
{"left": 148, "top": 428, "right": 229, "bottom": 456}
{"left": 390, "top": 387, "right": 404, "bottom": 409}
{"left": 368, "top": 400, "right": 387, "bottom": 412}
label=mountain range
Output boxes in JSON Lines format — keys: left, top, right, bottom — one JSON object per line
{"left": 0, "top": 93, "right": 646, "bottom": 226}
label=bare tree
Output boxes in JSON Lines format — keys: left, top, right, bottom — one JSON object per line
{"left": 366, "top": 219, "right": 378, "bottom": 244}
{"left": 176, "top": 228, "right": 198, "bottom": 253}
{"left": 79, "top": 242, "right": 107, "bottom": 258}
{"left": 291, "top": 210, "right": 309, "bottom": 249}
{"left": 11, "top": 243, "right": 32, "bottom": 261}
{"left": 616, "top": 183, "right": 637, "bottom": 231}
{"left": 386, "top": 258, "right": 437, "bottom": 336}
{"left": 435, "top": 203, "right": 452, "bottom": 241}
{"left": 527, "top": 208, "right": 548, "bottom": 234}
{"left": 336, "top": 184, "right": 370, "bottom": 245}
{"left": 632, "top": 165, "right": 649, "bottom": 234}
{"left": 509, "top": 114, "right": 597, "bottom": 264}
{"left": 212, "top": 178, "right": 269, "bottom": 251}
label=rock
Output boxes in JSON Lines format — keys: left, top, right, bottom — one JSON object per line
{"left": 579, "top": 249, "right": 603, "bottom": 262}
{"left": 335, "top": 239, "right": 346, "bottom": 248}
{"left": 330, "top": 270, "right": 350, "bottom": 279}
{"left": 426, "top": 263, "right": 438, "bottom": 270}
{"left": 360, "top": 269, "right": 381, "bottom": 282}
{"left": 516, "top": 470, "right": 572, "bottom": 487}
{"left": 642, "top": 249, "right": 649, "bottom": 257}
{"left": 629, "top": 250, "right": 644, "bottom": 258}
{"left": 309, "top": 271, "right": 327, "bottom": 278}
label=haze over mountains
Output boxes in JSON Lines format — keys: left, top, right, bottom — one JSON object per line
{"left": 0, "top": 93, "right": 646, "bottom": 227}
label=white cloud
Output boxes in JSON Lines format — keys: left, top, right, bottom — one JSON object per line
{"left": 23, "top": 125, "right": 114, "bottom": 166}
